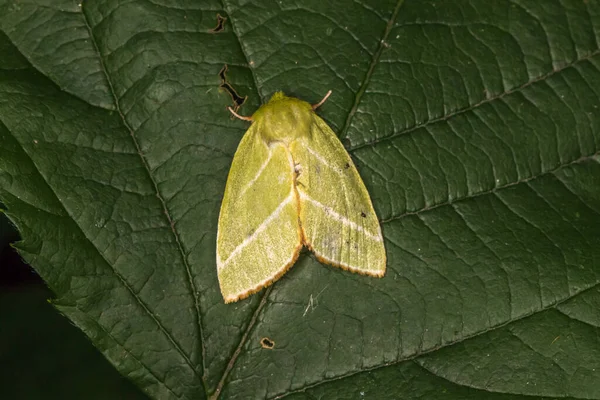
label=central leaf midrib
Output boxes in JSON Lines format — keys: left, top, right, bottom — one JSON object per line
{"left": 78, "top": 5, "right": 206, "bottom": 391}
{"left": 211, "top": 4, "right": 600, "bottom": 398}
{"left": 212, "top": 1, "right": 278, "bottom": 398}
{"left": 212, "top": 1, "right": 409, "bottom": 397}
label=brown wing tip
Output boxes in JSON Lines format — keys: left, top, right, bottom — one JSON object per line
{"left": 305, "top": 242, "right": 386, "bottom": 278}
{"left": 314, "top": 254, "right": 386, "bottom": 278}
{"left": 223, "top": 243, "right": 303, "bottom": 303}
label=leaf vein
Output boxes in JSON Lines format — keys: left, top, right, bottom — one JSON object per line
{"left": 273, "top": 279, "right": 600, "bottom": 399}
{"left": 381, "top": 150, "right": 600, "bottom": 225}
{"left": 349, "top": 50, "right": 600, "bottom": 152}
{"left": 341, "top": 0, "right": 405, "bottom": 137}
{"left": 79, "top": 4, "right": 206, "bottom": 388}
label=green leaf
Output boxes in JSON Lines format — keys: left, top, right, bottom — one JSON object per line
{"left": 0, "top": 209, "right": 18, "bottom": 248}
{"left": 1, "top": 0, "right": 600, "bottom": 399}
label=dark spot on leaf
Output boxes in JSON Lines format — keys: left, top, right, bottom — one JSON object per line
{"left": 361, "top": 212, "right": 367, "bottom": 218}
{"left": 209, "top": 14, "right": 227, "bottom": 33}
{"left": 247, "top": 228, "right": 255, "bottom": 237}
{"left": 260, "top": 337, "right": 275, "bottom": 349}
{"left": 344, "top": 163, "right": 350, "bottom": 169}
{"left": 219, "top": 65, "right": 246, "bottom": 113}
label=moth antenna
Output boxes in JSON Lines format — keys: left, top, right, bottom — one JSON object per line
{"left": 228, "top": 106, "right": 253, "bottom": 121}
{"left": 312, "top": 90, "right": 332, "bottom": 110}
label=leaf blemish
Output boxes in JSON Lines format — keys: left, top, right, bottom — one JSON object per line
{"left": 260, "top": 337, "right": 275, "bottom": 349}
{"left": 209, "top": 13, "right": 227, "bottom": 33}
{"left": 361, "top": 212, "right": 366, "bottom": 218}
{"left": 344, "top": 162, "right": 350, "bottom": 169}
{"left": 218, "top": 65, "right": 246, "bottom": 113}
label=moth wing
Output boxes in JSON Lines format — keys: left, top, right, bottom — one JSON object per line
{"left": 217, "top": 125, "right": 302, "bottom": 303}
{"left": 291, "top": 115, "right": 386, "bottom": 276}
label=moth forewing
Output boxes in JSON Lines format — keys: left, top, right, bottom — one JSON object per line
{"left": 217, "top": 91, "right": 385, "bottom": 303}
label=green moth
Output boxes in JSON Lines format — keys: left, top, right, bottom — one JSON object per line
{"left": 217, "top": 91, "right": 386, "bottom": 303}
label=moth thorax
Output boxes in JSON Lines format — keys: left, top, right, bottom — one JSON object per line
{"left": 255, "top": 100, "right": 313, "bottom": 142}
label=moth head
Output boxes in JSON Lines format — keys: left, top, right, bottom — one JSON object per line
{"left": 253, "top": 92, "right": 314, "bottom": 142}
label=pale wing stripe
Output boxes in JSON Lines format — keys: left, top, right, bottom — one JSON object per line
{"left": 218, "top": 194, "right": 294, "bottom": 270}
{"left": 238, "top": 147, "right": 273, "bottom": 198}
{"left": 299, "top": 192, "right": 383, "bottom": 242}
{"left": 304, "top": 145, "right": 343, "bottom": 175}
